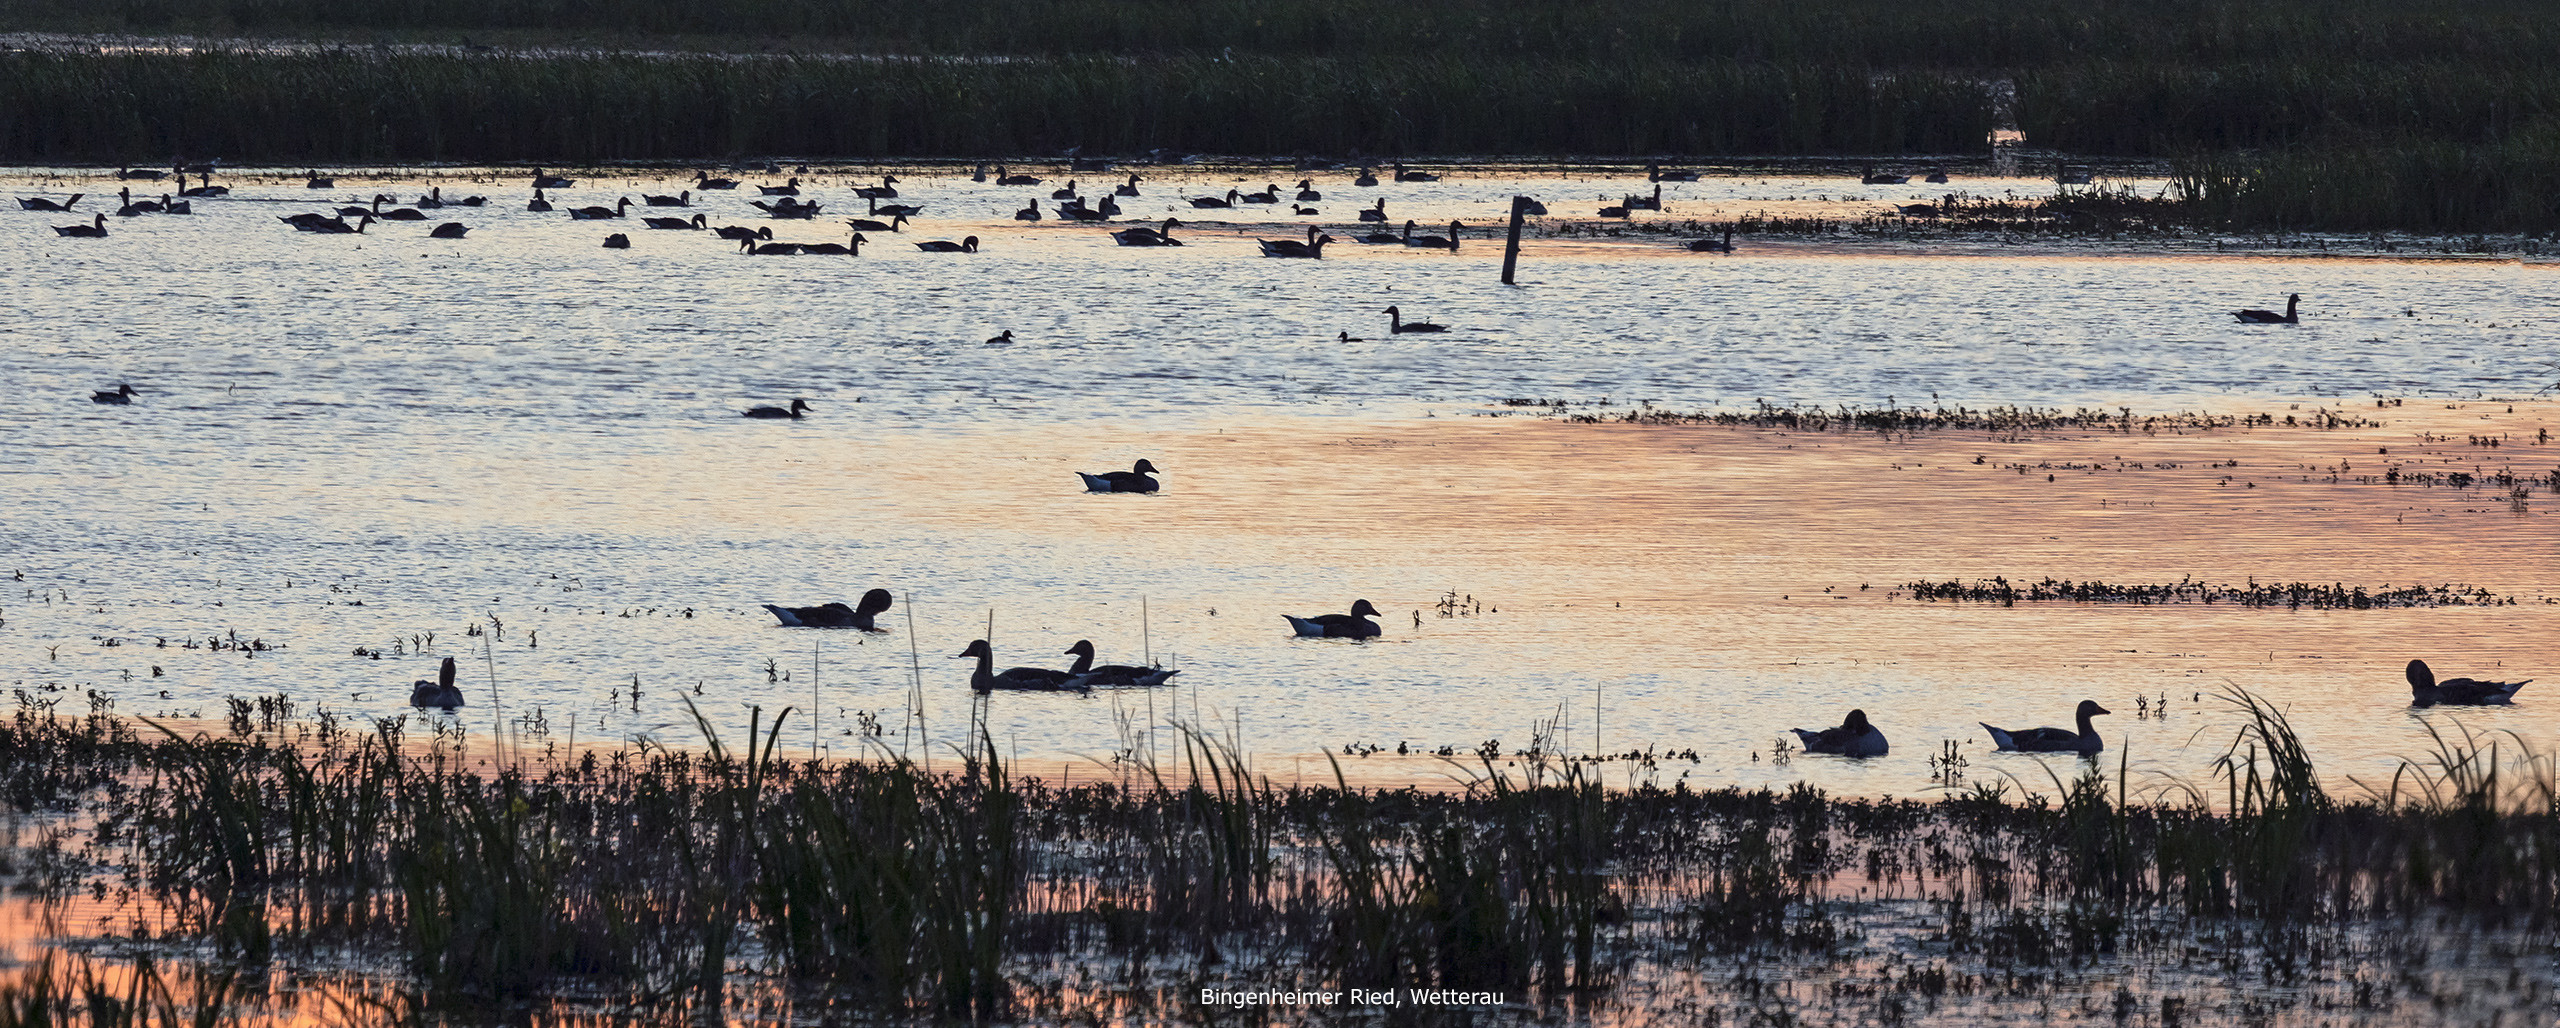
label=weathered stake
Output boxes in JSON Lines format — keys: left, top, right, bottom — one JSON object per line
{"left": 1501, "top": 195, "right": 1532, "bottom": 284}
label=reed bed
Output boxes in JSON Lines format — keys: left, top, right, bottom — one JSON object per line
{"left": 1, "top": 685, "right": 2554, "bottom": 1022}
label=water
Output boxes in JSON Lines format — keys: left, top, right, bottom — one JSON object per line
{"left": 3, "top": 164, "right": 2556, "bottom": 799}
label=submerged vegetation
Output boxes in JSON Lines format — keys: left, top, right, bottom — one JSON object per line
{"left": 0, "top": 688, "right": 2552, "bottom": 1023}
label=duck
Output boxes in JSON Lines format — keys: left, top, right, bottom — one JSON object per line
{"left": 568, "top": 197, "right": 633, "bottom": 220}
{"left": 282, "top": 212, "right": 340, "bottom": 230}
{"left": 91, "top": 384, "right": 138, "bottom": 404}
{"left": 996, "top": 167, "right": 1044, "bottom": 186}
{"left": 2406, "top": 659, "right": 2529, "bottom": 707}
{"left": 527, "top": 188, "right": 553, "bottom": 212}
{"left": 411, "top": 657, "right": 467, "bottom": 708}
{"left": 416, "top": 187, "right": 445, "bottom": 209}
{"left": 714, "top": 224, "right": 774, "bottom": 242}
{"left": 176, "top": 173, "right": 227, "bottom": 197}
{"left": 161, "top": 195, "right": 190, "bottom": 215}
{"left": 53, "top": 213, "right": 109, "bottom": 237}
{"left": 1294, "top": 178, "right": 1322, "bottom": 201}
{"left": 642, "top": 189, "right": 691, "bottom": 207}
{"left": 114, "top": 188, "right": 163, "bottom": 216}
{"left": 1063, "top": 640, "right": 1180, "bottom": 688}
{"left": 1790, "top": 709, "right": 1888, "bottom": 757}
{"left": 1401, "top": 220, "right": 1458, "bottom": 250}
{"left": 867, "top": 197, "right": 923, "bottom": 218}
{"left": 1924, "top": 167, "right": 1950, "bottom": 183}
{"left": 1355, "top": 227, "right": 1402, "bottom": 244}
{"left": 1337, "top": 331, "right": 1365, "bottom": 343}
{"left": 1285, "top": 599, "right": 1383, "bottom": 639}
{"left": 694, "top": 171, "right": 739, "bottom": 190}
{"left": 1050, "top": 180, "right": 1080, "bottom": 200}
{"left": 1059, "top": 202, "right": 1109, "bottom": 223}
{"left": 1078, "top": 459, "right": 1159, "bottom": 493}
{"left": 845, "top": 214, "right": 907, "bottom": 233}
{"left": 1292, "top": 204, "right": 1319, "bottom": 216}
{"left": 429, "top": 222, "right": 469, "bottom": 238}
{"left": 531, "top": 168, "right": 575, "bottom": 189}
{"left": 377, "top": 206, "right": 429, "bottom": 221}
{"left": 1686, "top": 227, "right": 1736, "bottom": 253}
{"left": 1860, "top": 167, "right": 1908, "bottom": 185}
{"left": 984, "top": 330, "right": 1016, "bottom": 346}
{"left": 758, "top": 177, "right": 802, "bottom": 196}
{"left": 798, "top": 231, "right": 865, "bottom": 256}
{"left": 741, "top": 239, "right": 802, "bottom": 255}
{"left": 854, "top": 175, "right": 900, "bottom": 199}
{"left": 1353, "top": 167, "right": 1380, "bottom": 187}
{"left": 751, "top": 197, "right": 823, "bottom": 219}
{"left": 299, "top": 213, "right": 375, "bottom": 234}
{"left": 1111, "top": 218, "right": 1183, "bottom": 246}
{"left": 1385, "top": 305, "right": 1447, "bottom": 334}
{"left": 1114, "top": 174, "right": 1142, "bottom": 196}
{"left": 1392, "top": 162, "right": 1438, "bottom": 183}
{"left": 1519, "top": 198, "right": 1547, "bottom": 215}
{"left": 915, "top": 235, "right": 979, "bottom": 253}
{"left": 1981, "top": 700, "right": 2109, "bottom": 755}
{"left": 642, "top": 213, "right": 708, "bottom": 230}
{"left": 765, "top": 588, "right": 893, "bottom": 630}
{"left": 1189, "top": 189, "right": 1241, "bottom": 209}
{"left": 957, "top": 639, "right": 1087, "bottom": 693}
{"left": 602, "top": 233, "right": 631, "bottom": 249}
{"left": 116, "top": 167, "right": 165, "bottom": 181}
{"left": 1258, "top": 226, "right": 1331, "bottom": 258}
{"left": 1647, "top": 161, "right": 1700, "bottom": 182}
{"left": 17, "top": 193, "right": 82, "bottom": 211}
{"left": 2232, "top": 294, "right": 2301, "bottom": 324}
{"left": 1597, "top": 203, "right": 1630, "bottom": 218}
{"left": 742, "top": 398, "right": 812, "bottom": 419}
{"left": 1357, "top": 198, "right": 1388, "bottom": 222}
{"left": 1014, "top": 201, "right": 1042, "bottom": 222}
{"left": 453, "top": 194, "right": 487, "bottom": 207}
{"left": 1242, "top": 184, "right": 1281, "bottom": 204}
{"left": 1623, "top": 184, "right": 1662, "bottom": 211}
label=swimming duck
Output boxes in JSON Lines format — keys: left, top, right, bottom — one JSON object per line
{"left": 1051, "top": 180, "right": 1080, "bottom": 200}
{"left": 116, "top": 167, "right": 165, "bottom": 181}
{"left": 915, "top": 235, "right": 979, "bottom": 253}
{"left": 1114, "top": 174, "right": 1142, "bottom": 196}
{"left": 54, "top": 213, "right": 109, "bottom": 237}
{"left": 410, "top": 657, "right": 466, "bottom": 709}
{"left": 291, "top": 213, "right": 374, "bottom": 234}
{"left": 996, "top": 167, "right": 1044, "bottom": 186}
{"left": 531, "top": 168, "right": 575, "bottom": 189}
{"left": 1259, "top": 226, "right": 1331, "bottom": 258}
{"left": 714, "top": 224, "right": 774, "bottom": 242}
{"left": 2406, "top": 659, "right": 2528, "bottom": 707}
{"left": 1392, "top": 162, "right": 1438, "bottom": 183}
{"left": 798, "top": 231, "right": 865, "bottom": 255}
{"left": 429, "top": 222, "right": 469, "bottom": 238}
{"left": 1063, "top": 640, "right": 1180, "bottom": 688}
{"left": 1981, "top": 700, "right": 2109, "bottom": 755}
{"left": 1189, "top": 189, "right": 1241, "bottom": 209}
{"left": 1623, "top": 184, "right": 1663, "bottom": 211}
{"left": 161, "top": 194, "right": 190, "bottom": 215}
{"left": 751, "top": 197, "right": 823, "bottom": 219}
{"left": 854, "top": 175, "right": 900, "bottom": 199}
{"left": 1385, "top": 306, "right": 1446, "bottom": 334}
{"left": 416, "top": 187, "right": 445, "bottom": 209}
{"left": 18, "top": 193, "right": 82, "bottom": 211}
{"left": 742, "top": 398, "right": 812, "bottom": 419}
{"left": 1401, "top": 220, "right": 1457, "bottom": 250}
{"left": 601, "top": 233, "right": 631, "bottom": 249}
{"left": 1242, "top": 184, "right": 1281, "bottom": 204}
{"left": 643, "top": 189, "right": 691, "bottom": 207}
{"left": 1686, "top": 227, "right": 1736, "bottom": 253}
{"left": 694, "top": 171, "right": 738, "bottom": 190}
{"left": 378, "top": 206, "right": 429, "bottom": 221}
{"left": 1597, "top": 203, "right": 1630, "bottom": 218}
{"left": 758, "top": 177, "right": 801, "bottom": 196}
{"left": 1078, "top": 459, "right": 1159, "bottom": 493}
{"left": 176, "top": 173, "right": 227, "bottom": 197}
{"left": 765, "top": 588, "right": 893, "bottom": 630}
{"left": 868, "top": 198, "right": 923, "bottom": 218}
{"left": 1647, "top": 161, "right": 1700, "bottom": 182}
{"left": 642, "top": 213, "right": 708, "bottom": 230}
{"left": 741, "top": 239, "right": 802, "bottom": 255}
{"left": 957, "top": 639, "right": 1087, "bottom": 693}
{"left": 1014, "top": 201, "right": 1042, "bottom": 222}
{"left": 1860, "top": 167, "right": 1908, "bottom": 185}
{"left": 1285, "top": 599, "right": 1383, "bottom": 639}
{"left": 1295, "top": 178, "right": 1322, "bottom": 201}
{"left": 568, "top": 197, "right": 632, "bottom": 220}
{"left": 1358, "top": 198, "right": 1387, "bottom": 222}
{"left": 1790, "top": 709, "right": 1888, "bottom": 757}
{"left": 987, "top": 330, "right": 1014, "bottom": 345}
{"left": 1111, "top": 218, "right": 1183, "bottom": 246}
{"left": 1353, "top": 167, "right": 1380, "bottom": 187}
{"left": 1924, "top": 167, "right": 1950, "bottom": 183}
{"left": 2233, "top": 294, "right": 2300, "bottom": 324}
{"left": 845, "top": 214, "right": 907, "bottom": 233}
{"left": 91, "top": 384, "right": 138, "bottom": 404}
{"left": 527, "top": 189, "right": 553, "bottom": 212}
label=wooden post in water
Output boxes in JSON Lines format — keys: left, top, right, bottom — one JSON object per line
{"left": 1501, "top": 195, "right": 1533, "bottom": 285}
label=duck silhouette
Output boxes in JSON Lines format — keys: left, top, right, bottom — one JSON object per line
{"left": 1063, "top": 640, "right": 1180, "bottom": 687}
{"left": 1982, "top": 700, "right": 2109, "bottom": 755}
{"left": 2406, "top": 659, "right": 2528, "bottom": 707}
{"left": 765, "top": 589, "right": 894, "bottom": 630}
{"left": 410, "top": 657, "right": 466, "bottom": 709}
{"left": 1790, "top": 709, "right": 1888, "bottom": 757}
{"left": 1078, "top": 459, "right": 1160, "bottom": 493}
{"left": 1285, "top": 599, "right": 1382, "bottom": 639}
{"left": 957, "top": 640, "right": 1087, "bottom": 693}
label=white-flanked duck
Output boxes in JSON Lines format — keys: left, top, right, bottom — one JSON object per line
{"left": 1259, "top": 225, "right": 1331, "bottom": 258}
{"left": 958, "top": 640, "right": 1087, "bottom": 693}
{"left": 1385, "top": 306, "right": 1446, "bottom": 334}
{"left": 742, "top": 398, "right": 811, "bottom": 419}
{"left": 1286, "top": 599, "right": 1383, "bottom": 639}
{"left": 915, "top": 235, "right": 979, "bottom": 253}
{"left": 54, "top": 213, "right": 109, "bottom": 237}
{"left": 1111, "top": 218, "right": 1183, "bottom": 246}
{"left": 2407, "top": 659, "right": 2528, "bottom": 707}
{"left": 91, "top": 384, "right": 138, "bottom": 404}
{"left": 411, "top": 657, "right": 466, "bottom": 709}
{"left": 1791, "top": 709, "right": 1888, "bottom": 757}
{"left": 1982, "top": 700, "right": 2109, "bottom": 755}
{"left": 765, "top": 588, "right": 893, "bottom": 630}
{"left": 1295, "top": 178, "right": 1322, "bottom": 201}
{"left": 2233, "top": 294, "right": 2300, "bottom": 324}
{"left": 1078, "top": 459, "right": 1159, "bottom": 493}
{"left": 643, "top": 213, "right": 708, "bottom": 230}
{"left": 568, "top": 197, "right": 632, "bottom": 220}
{"left": 1064, "top": 640, "right": 1180, "bottom": 688}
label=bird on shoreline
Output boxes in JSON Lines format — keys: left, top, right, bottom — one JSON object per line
{"left": 2233, "top": 294, "right": 2301, "bottom": 324}
{"left": 958, "top": 640, "right": 1087, "bottom": 693}
{"left": 765, "top": 589, "right": 893, "bottom": 630}
{"left": 1285, "top": 599, "right": 1382, "bottom": 639}
{"left": 1078, "top": 459, "right": 1159, "bottom": 493}
{"left": 1791, "top": 709, "right": 1888, "bottom": 757}
{"left": 1982, "top": 700, "right": 2109, "bottom": 755}
{"left": 2406, "top": 659, "right": 2528, "bottom": 707}
{"left": 742, "top": 398, "right": 811, "bottom": 419}
{"left": 1063, "top": 640, "right": 1180, "bottom": 688}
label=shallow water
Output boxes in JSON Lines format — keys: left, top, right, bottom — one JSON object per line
{"left": 3, "top": 164, "right": 2556, "bottom": 800}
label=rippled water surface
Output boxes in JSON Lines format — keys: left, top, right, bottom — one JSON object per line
{"left": 4, "top": 164, "right": 2555, "bottom": 797}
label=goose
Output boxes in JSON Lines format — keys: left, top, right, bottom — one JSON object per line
{"left": 568, "top": 197, "right": 633, "bottom": 220}
{"left": 1686, "top": 227, "right": 1736, "bottom": 253}
{"left": 2406, "top": 659, "right": 2529, "bottom": 707}
{"left": 1240, "top": 183, "right": 1281, "bottom": 204}
{"left": 1790, "top": 709, "right": 1888, "bottom": 757}
{"left": 527, "top": 189, "right": 553, "bottom": 212}
{"left": 1051, "top": 180, "right": 1080, "bottom": 200}
{"left": 799, "top": 232, "right": 865, "bottom": 256}
{"left": 1647, "top": 161, "right": 1700, "bottom": 182}
{"left": 996, "top": 167, "right": 1043, "bottom": 186}
{"left": 1097, "top": 195, "right": 1121, "bottom": 217}
{"left": 1294, "top": 178, "right": 1322, "bottom": 201}
{"left": 1355, "top": 227, "right": 1402, "bottom": 244}
{"left": 17, "top": 193, "right": 82, "bottom": 211}
{"left": 2232, "top": 294, "right": 2300, "bottom": 324}
{"left": 854, "top": 175, "right": 900, "bottom": 199}
{"left": 986, "top": 330, "right": 1014, "bottom": 346}
{"left": 161, "top": 195, "right": 190, "bottom": 215}
{"left": 410, "top": 657, "right": 466, "bottom": 709}
{"left": 1292, "top": 204, "right": 1319, "bottom": 216}
{"left": 91, "top": 384, "right": 138, "bottom": 404}
{"left": 1402, "top": 219, "right": 1458, "bottom": 250}
{"left": 1114, "top": 174, "right": 1142, "bottom": 196}
{"left": 1059, "top": 202, "right": 1109, "bottom": 223}
{"left": 453, "top": 194, "right": 487, "bottom": 206}
{"left": 1358, "top": 198, "right": 1387, "bottom": 222}
{"left": 428, "top": 222, "right": 469, "bottom": 238}
{"left": 1353, "top": 166, "right": 1380, "bottom": 187}
{"left": 1981, "top": 700, "right": 2109, "bottom": 755}
{"left": 742, "top": 398, "right": 812, "bottom": 419}
{"left": 531, "top": 168, "right": 575, "bottom": 189}
{"left": 1189, "top": 189, "right": 1241, "bottom": 209}
{"left": 758, "top": 177, "right": 802, "bottom": 196}
{"left": 845, "top": 214, "right": 907, "bottom": 233}
{"left": 378, "top": 206, "right": 429, "bottom": 221}
{"left": 1259, "top": 226, "right": 1331, "bottom": 258}
{"left": 54, "top": 213, "right": 109, "bottom": 237}
{"left": 1860, "top": 167, "right": 1908, "bottom": 185}
{"left": 416, "top": 187, "right": 445, "bottom": 209}
{"left": 177, "top": 174, "right": 227, "bottom": 197}
{"left": 331, "top": 198, "right": 374, "bottom": 216}
{"left": 1924, "top": 167, "right": 1950, "bottom": 183}
{"left": 741, "top": 239, "right": 802, "bottom": 255}
{"left": 116, "top": 166, "right": 165, "bottom": 181}
{"left": 642, "top": 189, "right": 691, "bottom": 207}
{"left": 1077, "top": 458, "right": 1159, "bottom": 493}
{"left": 914, "top": 235, "right": 979, "bottom": 253}
{"left": 1624, "top": 184, "right": 1663, "bottom": 211}
{"left": 642, "top": 213, "right": 707, "bottom": 230}
{"left": 765, "top": 589, "right": 894, "bottom": 629}
{"left": 1285, "top": 599, "right": 1382, "bottom": 639}
{"left": 602, "top": 233, "right": 631, "bottom": 249}
{"left": 1392, "top": 162, "right": 1438, "bottom": 183}
{"left": 280, "top": 212, "right": 339, "bottom": 230}
{"left": 296, "top": 213, "right": 375, "bottom": 234}
{"left": 1384, "top": 305, "right": 1446, "bottom": 334}
{"left": 868, "top": 197, "right": 923, "bottom": 218}
{"left": 1063, "top": 640, "right": 1180, "bottom": 688}
{"left": 751, "top": 198, "right": 823, "bottom": 219}
{"left": 1014, "top": 201, "right": 1042, "bottom": 222}
{"left": 714, "top": 224, "right": 774, "bottom": 242}
{"left": 694, "top": 171, "right": 739, "bottom": 190}
{"left": 114, "top": 188, "right": 162, "bottom": 216}
{"left": 1111, "top": 218, "right": 1183, "bottom": 246}
{"left": 957, "top": 640, "right": 1087, "bottom": 693}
